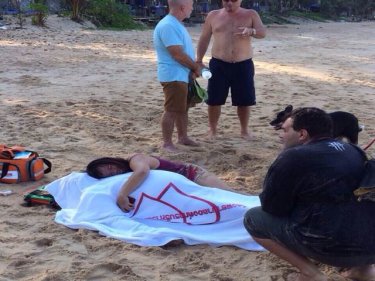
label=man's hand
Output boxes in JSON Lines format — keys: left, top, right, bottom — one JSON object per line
{"left": 117, "top": 195, "right": 134, "bottom": 212}
{"left": 191, "top": 63, "right": 203, "bottom": 79}
{"left": 235, "top": 27, "right": 256, "bottom": 37}
{"left": 195, "top": 61, "right": 209, "bottom": 77}
{"left": 196, "top": 61, "right": 207, "bottom": 70}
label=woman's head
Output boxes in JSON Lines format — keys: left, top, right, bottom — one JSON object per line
{"left": 86, "top": 157, "right": 131, "bottom": 179}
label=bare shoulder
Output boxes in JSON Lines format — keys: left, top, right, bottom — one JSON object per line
{"left": 241, "top": 8, "right": 260, "bottom": 17}
{"left": 128, "top": 153, "right": 147, "bottom": 161}
{"left": 207, "top": 8, "right": 224, "bottom": 18}
{"left": 129, "top": 153, "right": 157, "bottom": 168}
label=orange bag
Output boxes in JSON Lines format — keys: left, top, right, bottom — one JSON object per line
{"left": 0, "top": 145, "right": 52, "bottom": 184}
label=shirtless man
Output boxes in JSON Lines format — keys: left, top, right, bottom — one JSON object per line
{"left": 196, "top": 0, "right": 266, "bottom": 140}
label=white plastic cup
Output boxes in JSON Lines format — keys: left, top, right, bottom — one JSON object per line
{"left": 201, "top": 68, "right": 212, "bottom": 80}
{"left": 0, "top": 190, "right": 13, "bottom": 196}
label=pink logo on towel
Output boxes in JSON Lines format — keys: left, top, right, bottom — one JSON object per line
{"left": 131, "top": 182, "right": 221, "bottom": 225}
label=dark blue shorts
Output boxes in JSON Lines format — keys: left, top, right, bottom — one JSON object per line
{"left": 207, "top": 57, "right": 256, "bottom": 106}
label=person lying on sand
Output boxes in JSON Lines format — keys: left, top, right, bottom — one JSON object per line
{"left": 86, "top": 154, "right": 230, "bottom": 212}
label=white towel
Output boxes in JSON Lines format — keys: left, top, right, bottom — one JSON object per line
{"left": 46, "top": 170, "right": 264, "bottom": 251}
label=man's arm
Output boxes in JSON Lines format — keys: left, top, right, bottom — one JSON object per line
{"left": 167, "top": 45, "right": 201, "bottom": 78}
{"left": 196, "top": 12, "right": 213, "bottom": 63}
{"left": 250, "top": 9, "right": 266, "bottom": 39}
{"left": 260, "top": 152, "right": 300, "bottom": 216}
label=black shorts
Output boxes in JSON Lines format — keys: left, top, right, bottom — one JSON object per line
{"left": 244, "top": 207, "right": 375, "bottom": 267}
{"left": 207, "top": 58, "right": 256, "bottom": 106}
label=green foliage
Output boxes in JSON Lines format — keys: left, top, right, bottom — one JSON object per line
{"left": 258, "top": 0, "right": 374, "bottom": 20}
{"left": 289, "top": 10, "right": 326, "bottom": 22}
{"left": 85, "top": 0, "right": 144, "bottom": 29}
{"left": 259, "top": 12, "right": 295, "bottom": 24}
{"left": 29, "top": 2, "right": 48, "bottom": 26}
{"left": 320, "top": 0, "right": 347, "bottom": 19}
{"left": 57, "top": 10, "right": 72, "bottom": 18}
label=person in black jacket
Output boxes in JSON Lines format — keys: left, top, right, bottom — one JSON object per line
{"left": 243, "top": 107, "right": 375, "bottom": 281}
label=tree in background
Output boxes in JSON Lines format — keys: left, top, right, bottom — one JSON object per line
{"left": 11, "top": 0, "right": 25, "bottom": 28}
{"left": 70, "top": 0, "right": 86, "bottom": 21}
{"left": 321, "top": 0, "right": 374, "bottom": 19}
{"left": 29, "top": 0, "right": 48, "bottom": 26}
{"left": 244, "top": 0, "right": 373, "bottom": 19}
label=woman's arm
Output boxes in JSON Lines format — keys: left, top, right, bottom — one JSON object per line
{"left": 116, "top": 154, "right": 152, "bottom": 212}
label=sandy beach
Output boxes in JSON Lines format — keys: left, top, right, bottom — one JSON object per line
{"left": 0, "top": 15, "right": 374, "bottom": 280}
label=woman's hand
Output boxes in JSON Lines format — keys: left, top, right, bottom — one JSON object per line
{"left": 117, "top": 195, "right": 134, "bottom": 212}
{"left": 116, "top": 154, "right": 152, "bottom": 212}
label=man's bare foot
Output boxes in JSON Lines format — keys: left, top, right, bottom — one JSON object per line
{"left": 241, "top": 132, "right": 254, "bottom": 141}
{"left": 341, "top": 265, "right": 375, "bottom": 281}
{"left": 177, "top": 138, "right": 199, "bottom": 147}
{"left": 287, "top": 272, "right": 327, "bottom": 281}
{"left": 205, "top": 130, "right": 217, "bottom": 141}
{"left": 162, "top": 144, "right": 179, "bottom": 152}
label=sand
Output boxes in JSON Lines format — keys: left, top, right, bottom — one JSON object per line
{"left": 0, "top": 15, "right": 374, "bottom": 280}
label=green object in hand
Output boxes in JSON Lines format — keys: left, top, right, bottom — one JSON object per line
{"left": 188, "top": 79, "right": 208, "bottom": 106}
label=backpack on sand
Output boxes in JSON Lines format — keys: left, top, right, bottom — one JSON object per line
{"left": 0, "top": 144, "right": 52, "bottom": 184}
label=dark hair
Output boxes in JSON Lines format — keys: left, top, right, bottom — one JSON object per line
{"left": 86, "top": 157, "right": 131, "bottom": 179}
{"left": 290, "top": 107, "right": 333, "bottom": 139}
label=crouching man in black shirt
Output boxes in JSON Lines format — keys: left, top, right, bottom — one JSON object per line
{"left": 244, "top": 107, "right": 375, "bottom": 281}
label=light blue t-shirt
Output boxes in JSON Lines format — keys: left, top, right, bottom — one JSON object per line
{"left": 153, "top": 14, "right": 195, "bottom": 83}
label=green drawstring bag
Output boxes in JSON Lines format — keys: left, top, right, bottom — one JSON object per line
{"left": 188, "top": 79, "right": 208, "bottom": 106}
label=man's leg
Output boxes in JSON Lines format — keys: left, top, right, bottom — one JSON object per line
{"left": 244, "top": 207, "right": 326, "bottom": 281}
{"left": 253, "top": 237, "right": 327, "bottom": 281}
{"left": 231, "top": 59, "right": 256, "bottom": 140}
{"left": 161, "top": 81, "right": 190, "bottom": 151}
{"left": 161, "top": 111, "right": 178, "bottom": 152}
{"left": 176, "top": 111, "right": 198, "bottom": 146}
{"left": 208, "top": 105, "right": 221, "bottom": 139}
{"left": 341, "top": 265, "right": 375, "bottom": 281}
{"left": 237, "top": 106, "right": 252, "bottom": 140}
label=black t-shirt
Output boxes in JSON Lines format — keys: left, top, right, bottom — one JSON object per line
{"left": 260, "top": 139, "right": 375, "bottom": 254}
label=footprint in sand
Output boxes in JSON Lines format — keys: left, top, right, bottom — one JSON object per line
{"left": 34, "top": 238, "right": 54, "bottom": 247}
{"left": 85, "top": 263, "right": 137, "bottom": 279}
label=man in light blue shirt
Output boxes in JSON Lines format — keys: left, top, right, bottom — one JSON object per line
{"left": 153, "top": 0, "right": 202, "bottom": 152}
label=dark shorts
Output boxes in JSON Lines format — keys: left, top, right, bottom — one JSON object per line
{"left": 244, "top": 207, "right": 375, "bottom": 267}
{"left": 207, "top": 57, "right": 256, "bottom": 106}
{"left": 161, "top": 81, "right": 188, "bottom": 113}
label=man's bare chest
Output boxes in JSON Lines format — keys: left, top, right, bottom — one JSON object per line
{"left": 212, "top": 17, "right": 252, "bottom": 35}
